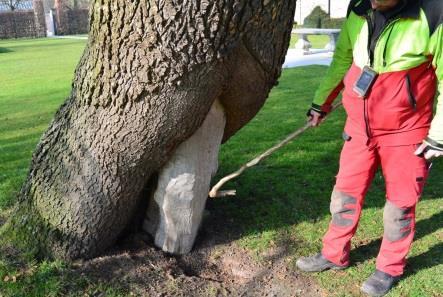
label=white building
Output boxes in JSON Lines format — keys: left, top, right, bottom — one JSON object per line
{"left": 294, "top": 0, "right": 350, "bottom": 25}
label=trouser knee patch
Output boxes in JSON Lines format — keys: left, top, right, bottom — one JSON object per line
{"left": 330, "top": 190, "right": 357, "bottom": 227}
{"left": 383, "top": 201, "right": 413, "bottom": 242}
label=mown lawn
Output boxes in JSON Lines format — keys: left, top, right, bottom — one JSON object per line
{"left": 289, "top": 34, "right": 329, "bottom": 49}
{"left": 0, "top": 38, "right": 442, "bottom": 297}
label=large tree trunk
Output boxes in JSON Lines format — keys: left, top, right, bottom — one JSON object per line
{"left": 8, "top": 0, "right": 296, "bottom": 260}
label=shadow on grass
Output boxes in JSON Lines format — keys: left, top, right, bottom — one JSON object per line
{"left": 351, "top": 211, "right": 443, "bottom": 272}
{"left": 0, "top": 47, "right": 13, "bottom": 53}
{"left": 405, "top": 242, "right": 443, "bottom": 277}
{"left": 0, "top": 131, "right": 46, "bottom": 149}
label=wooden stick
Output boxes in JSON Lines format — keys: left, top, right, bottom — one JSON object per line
{"left": 208, "top": 102, "right": 342, "bottom": 198}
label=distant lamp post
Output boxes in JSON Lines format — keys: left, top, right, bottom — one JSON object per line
{"left": 299, "top": 0, "right": 302, "bottom": 25}
{"left": 328, "top": 0, "right": 331, "bottom": 16}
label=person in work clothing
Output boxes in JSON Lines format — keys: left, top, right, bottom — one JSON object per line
{"left": 296, "top": 0, "right": 443, "bottom": 296}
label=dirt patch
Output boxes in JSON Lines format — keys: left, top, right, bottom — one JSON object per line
{"left": 73, "top": 234, "right": 228, "bottom": 297}
{"left": 0, "top": 206, "right": 321, "bottom": 296}
{"left": 71, "top": 217, "right": 322, "bottom": 296}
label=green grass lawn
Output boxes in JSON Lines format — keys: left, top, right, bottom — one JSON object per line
{"left": 1, "top": 38, "right": 442, "bottom": 296}
{"left": 289, "top": 34, "right": 329, "bottom": 49}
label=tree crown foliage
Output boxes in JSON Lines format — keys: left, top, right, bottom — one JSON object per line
{"left": 303, "top": 5, "right": 345, "bottom": 29}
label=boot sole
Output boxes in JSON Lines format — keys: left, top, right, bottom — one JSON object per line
{"left": 296, "top": 262, "right": 349, "bottom": 272}
{"left": 360, "top": 283, "right": 389, "bottom": 297}
{"left": 331, "top": 265, "right": 348, "bottom": 270}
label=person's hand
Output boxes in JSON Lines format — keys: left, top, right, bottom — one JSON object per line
{"left": 414, "top": 143, "right": 443, "bottom": 160}
{"left": 307, "top": 109, "right": 325, "bottom": 127}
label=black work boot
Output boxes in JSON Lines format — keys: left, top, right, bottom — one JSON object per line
{"left": 361, "top": 269, "right": 400, "bottom": 296}
{"left": 295, "top": 253, "right": 348, "bottom": 272}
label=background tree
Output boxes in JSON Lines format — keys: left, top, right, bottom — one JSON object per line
{"left": 5, "top": 0, "right": 297, "bottom": 260}
{"left": 302, "top": 5, "right": 345, "bottom": 29}
{"left": 42, "top": 0, "right": 54, "bottom": 10}
{"left": 303, "top": 6, "right": 329, "bottom": 28}
{"left": 70, "top": 0, "right": 89, "bottom": 9}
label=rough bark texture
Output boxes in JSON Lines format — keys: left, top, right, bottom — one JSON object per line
{"left": 9, "top": 0, "right": 296, "bottom": 260}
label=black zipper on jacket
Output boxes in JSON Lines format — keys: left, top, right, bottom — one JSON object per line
{"left": 364, "top": 13, "right": 374, "bottom": 139}
{"left": 367, "top": 15, "right": 400, "bottom": 68}
{"left": 405, "top": 74, "right": 417, "bottom": 111}
{"left": 363, "top": 98, "right": 372, "bottom": 139}
{"left": 363, "top": 13, "right": 400, "bottom": 140}
{"left": 366, "top": 14, "right": 374, "bottom": 67}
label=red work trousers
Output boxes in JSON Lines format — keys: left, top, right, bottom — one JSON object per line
{"left": 321, "top": 138, "right": 430, "bottom": 276}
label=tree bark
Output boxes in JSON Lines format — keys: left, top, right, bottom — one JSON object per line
{"left": 54, "top": 0, "right": 69, "bottom": 35}
{"left": 33, "top": 0, "right": 47, "bottom": 37}
{"left": 8, "top": 0, "right": 296, "bottom": 260}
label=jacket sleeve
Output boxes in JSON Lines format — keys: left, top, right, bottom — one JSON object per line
{"left": 425, "top": 24, "right": 443, "bottom": 150}
{"left": 310, "top": 16, "right": 353, "bottom": 114}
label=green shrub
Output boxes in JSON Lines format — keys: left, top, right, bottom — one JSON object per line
{"left": 323, "top": 17, "right": 346, "bottom": 29}
{"left": 303, "top": 6, "right": 329, "bottom": 28}
{"left": 303, "top": 6, "right": 345, "bottom": 29}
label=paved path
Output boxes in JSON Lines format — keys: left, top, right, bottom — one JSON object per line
{"left": 283, "top": 49, "right": 333, "bottom": 68}
{"left": 50, "top": 35, "right": 88, "bottom": 40}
